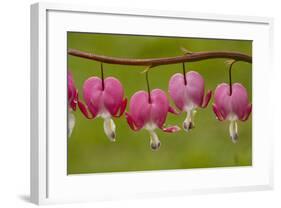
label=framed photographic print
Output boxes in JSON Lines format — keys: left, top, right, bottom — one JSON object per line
{"left": 30, "top": 2, "right": 274, "bottom": 205}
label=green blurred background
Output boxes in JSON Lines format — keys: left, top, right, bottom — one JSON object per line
{"left": 67, "top": 32, "right": 252, "bottom": 174}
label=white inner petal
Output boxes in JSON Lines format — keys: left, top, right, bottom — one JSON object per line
{"left": 144, "top": 122, "right": 161, "bottom": 150}
{"left": 103, "top": 117, "right": 116, "bottom": 142}
{"left": 149, "top": 130, "right": 161, "bottom": 151}
{"left": 183, "top": 108, "right": 196, "bottom": 132}
{"left": 68, "top": 111, "right": 75, "bottom": 138}
{"left": 229, "top": 120, "right": 238, "bottom": 143}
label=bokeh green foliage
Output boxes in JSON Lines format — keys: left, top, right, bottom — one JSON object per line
{"left": 67, "top": 32, "right": 252, "bottom": 174}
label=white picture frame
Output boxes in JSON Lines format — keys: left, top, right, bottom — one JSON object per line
{"left": 30, "top": 2, "right": 274, "bottom": 205}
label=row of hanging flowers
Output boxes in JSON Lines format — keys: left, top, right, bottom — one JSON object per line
{"left": 67, "top": 50, "right": 252, "bottom": 151}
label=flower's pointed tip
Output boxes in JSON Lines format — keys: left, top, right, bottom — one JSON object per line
{"left": 231, "top": 133, "right": 238, "bottom": 143}
{"left": 168, "top": 105, "right": 180, "bottom": 115}
{"left": 149, "top": 130, "right": 161, "bottom": 151}
{"left": 162, "top": 125, "right": 181, "bottom": 133}
{"left": 183, "top": 120, "right": 194, "bottom": 132}
{"left": 109, "top": 132, "right": 116, "bottom": 142}
{"left": 78, "top": 100, "right": 95, "bottom": 119}
{"left": 150, "top": 140, "right": 161, "bottom": 151}
{"left": 172, "top": 126, "right": 181, "bottom": 132}
{"left": 106, "top": 132, "right": 116, "bottom": 142}
{"left": 71, "top": 102, "right": 77, "bottom": 111}
{"left": 212, "top": 103, "right": 224, "bottom": 121}
{"left": 125, "top": 112, "right": 140, "bottom": 131}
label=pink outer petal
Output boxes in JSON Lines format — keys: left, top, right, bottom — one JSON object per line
{"left": 242, "top": 104, "right": 252, "bottom": 121}
{"left": 113, "top": 98, "right": 127, "bottom": 118}
{"left": 103, "top": 77, "right": 124, "bottom": 115}
{"left": 168, "top": 73, "right": 186, "bottom": 110}
{"left": 213, "top": 83, "right": 229, "bottom": 118}
{"left": 67, "top": 71, "right": 75, "bottom": 101}
{"left": 69, "top": 89, "right": 78, "bottom": 111}
{"left": 185, "top": 71, "right": 205, "bottom": 106}
{"left": 150, "top": 89, "right": 169, "bottom": 128}
{"left": 214, "top": 83, "right": 251, "bottom": 120}
{"left": 201, "top": 90, "right": 212, "bottom": 108}
{"left": 231, "top": 83, "right": 250, "bottom": 120}
{"left": 168, "top": 105, "right": 180, "bottom": 115}
{"left": 161, "top": 125, "right": 181, "bottom": 133}
{"left": 67, "top": 71, "right": 78, "bottom": 111}
{"left": 78, "top": 100, "right": 96, "bottom": 119}
{"left": 129, "top": 91, "right": 151, "bottom": 129}
{"left": 212, "top": 104, "right": 224, "bottom": 121}
{"left": 125, "top": 112, "right": 140, "bottom": 131}
{"left": 83, "top": 77, "right": 103, "bottom": 116}
{"left": 169, "top": 71, "right": 205, "bottom": 110}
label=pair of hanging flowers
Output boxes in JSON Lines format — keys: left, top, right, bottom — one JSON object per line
{"left": 68, "top": 61, "right": 252, "bottom": 150}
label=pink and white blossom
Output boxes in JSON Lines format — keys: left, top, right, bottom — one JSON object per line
{"left": 213, "top": 83, "right": 252, "bottom": 143}
{"left": 126, "top": 89, "right": 180, "bottom": 150}
{"left": 78, "top": 76, "right": 127, "bottom": 141}
{"left": 67, "top": 71, "right": 78, "bottom": 137}
{"left": 169, "top": 71, "right": 212, "bottom": 132}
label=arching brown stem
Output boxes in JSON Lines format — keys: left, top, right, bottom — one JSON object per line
{"left": 68, "top": 48, "right": 252, "bottom": 66}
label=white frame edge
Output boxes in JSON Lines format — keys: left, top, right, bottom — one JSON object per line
{"left": 31, "top": 3, "right": 48, "bottom": 204}
{"left": 30, "top": 2, "right": 274, "bottom": 205}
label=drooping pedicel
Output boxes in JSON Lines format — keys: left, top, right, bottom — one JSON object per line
{"left": 213, "top": 83, "right": 252, "bottom": 143}
{"left": 125, "top": 89, "right": 180, "bottom": 151}
{"left": 168, "top": 71, "right": 212, "bottom": 132}
{"left": 67, "top": 70, "right": 78, "bottom": 137}
{"left": 78, "top": 76, "right": 127, "bottom": 142}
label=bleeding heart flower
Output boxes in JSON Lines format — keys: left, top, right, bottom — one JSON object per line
{"left": 168, "top": 71, "right": 212, "bottom": 132}
{"left": 78, "top": 76, "right": 127, "bottom": 142}
{"left": 213, "top": 83, "right": 252, "bottom": 143}
{"left": 125, "top": 89, "right": 180, "bottom": 150}
{"left": 67, "top": 70, "right": 78, "bottom": 137}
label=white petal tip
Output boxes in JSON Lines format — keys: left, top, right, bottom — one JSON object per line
{"left": 231, "top": 134, "right": 238, "bottom": 143}
{"left": 149, "top": 130, "right": 161, "bottom": 151}
{"left": 183, "top": 121, "right": 194, "bottom": 132}
{"left": 171, "top": 126, "right": 181, "bottom": 132}
{"left": 183, "top": 110, "right": 195, "bottom": 133}
{"left": 150, "top": 141, "right": 161, "bottom": 151}
{"left": 109, "top": 132, "right": 116, "bottom": 142}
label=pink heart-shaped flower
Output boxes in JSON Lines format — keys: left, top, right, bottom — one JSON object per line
{"left": 126, "top": 89, "right": 180, "bottom": 150}
{"left": 78, "top": 76, "right": 127, "bottom": 141}
{"left": 168, "top": 71, "right": 211, "bottom": 132}
{"left": 213, "top": 83, "right": 252, "bottom": 143}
